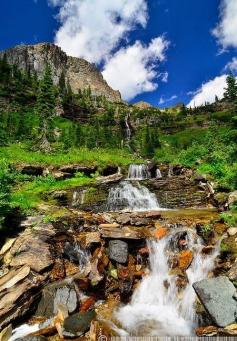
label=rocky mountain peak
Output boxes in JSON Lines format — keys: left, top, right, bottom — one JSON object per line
{"left": 0, "top": 42, "right": 121, "bottom": 102}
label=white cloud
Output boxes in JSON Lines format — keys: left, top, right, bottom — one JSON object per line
{"left": 158, "top": 94, "right": 177, "bottom": 105}
{"left": 48, "top": 0, "right": 169, "bottom": 100}
{"left": 102, "top": 38, "right": 169, "bottom": 101}
{"left": 49, "top": 0, "right": 148, "bottom": 64}
{"left": 213, "top": 0, "right": 237, "bottom": 49}
{"left": 160, "top": 72, "right": 168, "bottom": 83}
{"left": 188, "top": 75, "right": 227, "bottom": 108}
{"left": 225, "top": 57, "right": 237, "bottom": 72}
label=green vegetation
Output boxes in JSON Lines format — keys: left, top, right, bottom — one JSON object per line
{"left": 0, "top": 56, "right": 237, "bottom": 230}
{"left": 0, "top": 160, "right": 15, "bottom": 228}
{"left": 155, "top": 125, "right": 237, "bottom": 190}
{"left": 36, "top": 64, "right": 56, "bottom": 151}
{"left": 0, "top": 143, "right": 139, "bottom": 168}
{"left": 224, "top": 73, "right": 237, "bottom": 103}
{"left": 11, "top": 173, "right": 94, "bottom": 212}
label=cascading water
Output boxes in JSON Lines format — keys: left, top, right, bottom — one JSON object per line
{"left": 107, "top": 164, "right": 160, "bottom": 211}
{"left": 127, "top": 164, "right": 150, "bottom": 180}
{"left": 156, "top": 168, "right": 162, "bottom": 179}
{"left": 10, "top": 324, "right": 40, "bottom": 341}
{"left": 107, "top": 181, "right": 160, "bottom": 212}
{"left": 72, "top": 189, "right": 87, "bottom": 207}
{"left": 114, "top": 230, "right": 219, "bottom": 336}
{"left": 168, "top": 164, "right": 174, "bottom": 177}
{"left": 125, "top": 113, "right": 131, "bottom": 141}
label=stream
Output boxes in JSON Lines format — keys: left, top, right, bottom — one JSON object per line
{"left": 106, "top": 165, "right": 219, "bottom": 336}
{"left": 9, "top": 164, "right": 220, "bottom": 340}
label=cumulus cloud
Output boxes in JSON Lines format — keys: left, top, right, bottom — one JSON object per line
{"left": 102, "top": 38, "right": 169, "bottom": 100}
{"left": 213, "top": 0, "right": 237, "bottom": 49}
{"left": 225, "top": 57, "right": 237, "bottom": 73}
{"left": 188, "top": 75, "right": 227, "bottom": 108}
{"left": 48, "top": 0, "right": 148, "bottom": 64}
{"left": 48, "top": 0, "right": 169, "bottom": 100}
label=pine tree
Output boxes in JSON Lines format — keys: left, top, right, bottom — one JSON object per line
{"left": 36, "top": 64, "right": 56, "bottom": 152}
{"left": 224, "top": 73, "right": 237, "bottom": 102}
{"left": 0, "top": 54, "right": 11, "bottom": 84}
{"left": 59, "top": 71, "right": 66, "bottom": 95}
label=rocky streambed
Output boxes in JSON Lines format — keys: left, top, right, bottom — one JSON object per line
{"left": 0, "top": 164, "right": 237, "bottom": 340}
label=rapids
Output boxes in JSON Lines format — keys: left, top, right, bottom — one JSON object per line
{"left": 114, "top": 230, "right": 219, "bottom": 336}
{"left": 107, "top": 181, "right": 160, "bottom": 211}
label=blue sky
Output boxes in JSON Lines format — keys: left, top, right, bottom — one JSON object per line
{"left": 0, "top": 0, "right": 237, "bottom": 107}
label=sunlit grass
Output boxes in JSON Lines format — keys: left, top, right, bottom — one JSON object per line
{"left": 0, "top": 143, "right": 140, "bottom": 168}
{"left": 11, "top": 174, "right": 94, "bottom": 211}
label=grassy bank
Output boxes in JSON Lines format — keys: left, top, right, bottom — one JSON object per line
{"left": 0, "top": 143, "right": 140, "bottom": 168}
{"left": 11, "top": 173, "right": 94, "bottom": 211}
{"left": 155, "top": 125, "right": 237, "bottom": 190}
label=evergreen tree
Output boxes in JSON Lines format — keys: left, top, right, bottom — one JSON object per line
{"left": 59, "top": 71, "right": 66, "bottom": 95}
{"left": 0, "top": 54, "right": 11, "bottom": 84}
{"left": 36, "top": 64, "right": 56, "bottom": 152}
{"left": 224, "top": 73, "right": 237, "bottom": 102}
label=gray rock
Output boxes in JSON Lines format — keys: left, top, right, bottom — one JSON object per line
{"left": 116, "top": 213, "right": 131, "bottom": 225}
{"left": 193, "top": 276, "right": 237, "bottom": 327}
{"left": 228, "top": 261, "right": 237, "bottom": 281}
{"left": 109, "top": 240, "right": 128, "bottom": 264}
{"left": 63, "top": 311, "right": 96, "bottom": 338}
{"left": 228, "top": 190, "right": 237, "bottom": 206}
{"left": 36, "top": 281, "right": 78, "bottom": 318}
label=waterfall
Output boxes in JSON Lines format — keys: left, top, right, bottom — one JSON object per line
{"left": 125, "top": 113, "right": 131, "bottom": 141}
{"left": 168, "top": 164, "right": 173, "bottom": 177}
{"left": 115, "top": 230, "right": 219, "bottom": 336}
{"left": 10, "top": 324, "right": 40, "bottom": 341}
{"left": 127, "top": 164, "right": 150, "bottom": 180}
{"left": 156, "top": 168, "right": 162, "bottom": 179}
{"left": 107, "top": 181, "right": 160, "bottom": 212}
{"left": 72, "top": 190, "right": 87, "bottom": 207}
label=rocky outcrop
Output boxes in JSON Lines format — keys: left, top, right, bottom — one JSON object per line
{"left": 0, "top": 43, "right": 121, "bottom": 102}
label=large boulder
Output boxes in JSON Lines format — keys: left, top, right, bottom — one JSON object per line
{"left": 62, "top": 311, "right": 96, "bottom": 338}
{"left": 9, "top": 223, "right": 55, "bottom": 272}
{"left": 193, "top": 276, "right": 237, "bottom": 327}
{"left": 109, "top": 240, "right": 128, "bottom": 264}
{"left": 36, "top": 281, "right": 78, "bottom": 318}
{"left": 0, "top": 267, "right": 47, "bottom": 329}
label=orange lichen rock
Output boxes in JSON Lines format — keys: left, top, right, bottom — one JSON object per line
{"left": 154, "top": 227, "right": 168, "bottom": 239}
{"left": 178, "top": 250, "right": 193, "bottom": 270}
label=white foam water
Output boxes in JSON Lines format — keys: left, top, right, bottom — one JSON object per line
{"left": 115, "top": 231, "right": 219, "bottom": 336}
{"left": 10, "top": 324, "right": 39, "bottom": 341}
{"left": 107, "top": 181, "right": 160, "bottom": 212}
{"left": 156, "top": 168, "right": 162, "bottom": 179}
{"left": 125, "top": 113, "right": 131, "bottom": 141}
{"left": 127, "top": 164, "right": 150, "bottom": 180}
{"left": 72, "top": 189, "right": 87, "bottom": 207}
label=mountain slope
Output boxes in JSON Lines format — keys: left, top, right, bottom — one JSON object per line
{"left": 0, "top": 43, "right": 121, "bottom": 103}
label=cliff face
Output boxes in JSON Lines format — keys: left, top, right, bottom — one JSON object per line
{"left": 0, "top": 43, "right": 121, "bottom": 102}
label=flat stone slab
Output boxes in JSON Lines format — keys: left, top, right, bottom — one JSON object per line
{"left": 193, "top": 276, "right": 237, "bottom": 327}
